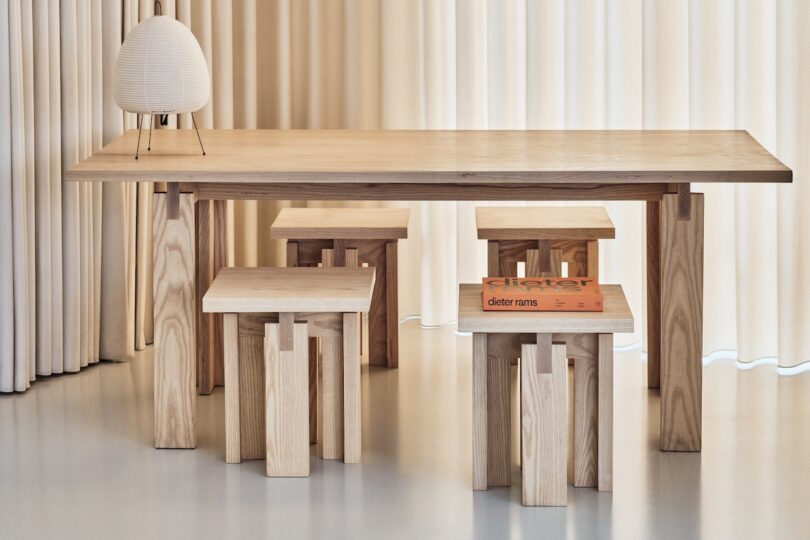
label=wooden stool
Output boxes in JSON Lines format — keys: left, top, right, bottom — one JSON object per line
{"left": 271, "top": 207, "right": 410, "bottom": 369}
{"left": 476, "top": 206, "right": 615, "bottom": 279}
{"left": 458, "top": 283, "right": 633, "bottom": 506}
{"left": 203, "top": 267, "right": 375, "bottom": 476}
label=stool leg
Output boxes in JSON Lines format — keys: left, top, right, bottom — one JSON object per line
{"left": 343, "top": 313, "right": 362, "bottom": 463}
{"left": 472, "top": 333, "right": 488, "bottom": 490}
{"left": 196, "top": 200, "right": 215, "bottom": 395}
{"left": 385, "top": 241, "right": 399, "bottom": 368}
{"left": 586, "top": 240, "right": 599, "bottom": 277}
{"left": 646, "top": 201, "right": 661, "bottom": 389}
{"left": 487, "top": 336, "right": 511, "bottom": 487}
{"left": 309, "top": 337, "right": 318, "bottom": 444}
{"left": 223, "top": 313, "right": 240, "bottom": 463}
{"left": 239, "top": 315, "right": 268, "bottom": 460}
{"left": 573, "top": 335, "right": 598, "bottom": 487}
{"left": 264, "top": 320, "right": 309, "bottom": 477}
{"left": 364, "top": 241, "right": 389, "bottom": 368}
{"left": 319, "top": 333, "right": 344, "bottom": 460}
{"left": 521, "top": 336, "right": 567, "bottom": 506}
{"left": 598, "top": 334, "right": 613, "bottom": 491}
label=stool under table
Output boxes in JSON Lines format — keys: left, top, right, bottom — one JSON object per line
{"left": 476, "top": 206, "right": 615, "bottom": 279}
{"left": 271, "top": 207, "right": 410, "bottom": 369}
{"left": 458, "top": 283, "right": 634, "bottom": 506}
{"left": 203, "top": 267, "right": 375, "bottom": 476}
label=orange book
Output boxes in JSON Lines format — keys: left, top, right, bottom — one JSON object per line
{"left": 482, "top": 277, "right": 604, "bottom": 312}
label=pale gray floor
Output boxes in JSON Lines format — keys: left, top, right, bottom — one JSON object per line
{"left": 2, "top": 321, "right": 810, "bottom": 539}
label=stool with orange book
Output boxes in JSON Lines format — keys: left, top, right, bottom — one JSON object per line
{"left": 476, "top": 205, "right": 615, "bottom": 370}
{"left": 458, "top": 277, "right": 634, "bottom": 506}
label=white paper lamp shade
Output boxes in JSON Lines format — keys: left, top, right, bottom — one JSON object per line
{"left": 113, "top": 15, "right": 210, "bottom": 115}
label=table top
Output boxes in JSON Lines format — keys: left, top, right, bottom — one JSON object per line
{"left": 271, "top": 208, "right": 410, "bottom": 240}
{"left": 202, "top": 267, "right": 376, "bottom": 313}
{"left": 457, "top": 283, "right": 634, "bottom": 334}
{"left": 66, "top": 129, "right": 791, "bottom": 184}
{"left": 476, "top": 206, "right": 615, "bottom": 240}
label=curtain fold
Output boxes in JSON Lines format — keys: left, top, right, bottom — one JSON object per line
{"left": 0, "top": 0, "right": 147, "bottom": 392}
{"left": 178, "top": 0, "right": 808, "bottom": 367}
{"left": 1, "top": 0, "right": 809, "bottom": 394}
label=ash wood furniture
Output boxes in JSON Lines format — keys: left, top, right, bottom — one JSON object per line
{"left": 477, "top": 206, "right": 614, "bottom": 279}
{"left": 271, "top": 207, "right": 410, "bottom": 369}
{"left": 203, "top": 266, "right": 375, "bottom": 473}
{"left": 66, "top": 128, "right": 791, "bottom": 452}
{"left": 458, "top": 283, "right": 633, "bottom": 506}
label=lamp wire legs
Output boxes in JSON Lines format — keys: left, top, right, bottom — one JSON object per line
{"left": 191, "top": 112, "right": 206, "bottom": 156}
{"left": 133, "top": 111, "right": 206, "bottom": 159}
{"left": 135, "top": 113, "right": 143, "bottom": 160}
{"left": 148, "top": 114, "right": 153, "bottom": 151}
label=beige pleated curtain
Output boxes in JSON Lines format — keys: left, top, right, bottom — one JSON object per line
{"left": 1, "top": 0, "right": 809, "bottom": 393}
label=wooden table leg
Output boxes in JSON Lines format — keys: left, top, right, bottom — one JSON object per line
{"left": 196, "top": 200, "right": 215, "bottom": 395}
{"left": 212, "top": 200, "right": 227, "bottom": 387}
{"left": 521, "top": 337, "right": 567, "bottom": 507}
{"left": 660, "top": 192, "right": 704, "bottom": 452}
{"left": 152, "top": 190, "right": 197, "bottom": 449}
{"left": 646, "top": 200, "right": 661, "bottom": 389}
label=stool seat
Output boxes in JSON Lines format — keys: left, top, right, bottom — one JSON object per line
{"left": 458, "top": 283, "right": 633, "bottom": 334}
{"left": 203, "top": 267, "right": 376, "bottom": 313}
{"left": 476, "top": 206, "right": 616, "bottom": 240}
{"left": 271, "top": 208, "right": 410, "bottom": 240}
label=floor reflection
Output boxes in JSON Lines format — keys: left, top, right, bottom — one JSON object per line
{"left": 1, "top": 322, "right": 809, "bottom": 539}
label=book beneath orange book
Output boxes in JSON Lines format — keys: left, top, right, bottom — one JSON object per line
{"left": 482, "top": 277, "right": 604, "bottom": 312}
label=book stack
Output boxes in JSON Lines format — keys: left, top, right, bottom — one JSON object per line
{"left": 482, "top": 277, "right": 604, "bottom": 312}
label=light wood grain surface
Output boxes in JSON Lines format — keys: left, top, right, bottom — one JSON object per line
{"left": 660, "top": 193, "right": 704, "bottom": 451}
{"left": 342, "top": 313, "right": 362, "bottom": 464}
{"left": 521, "top": 341, "right": 567, "bottom": 506}
{"left": 152, "top": 192, "right": 197, "bottom": 449}
{"left": 202, "top": 267, "right": 375, "bottom": 313}
{"left": 223, "top": 314, "right": 240, "bottom": 463}
{"left": 271, "top": 208, "right": 410, "bottom": 240}
{"left": 66, "top": 129, "right": 791, "bottom": 184}
{"left": 265, "top": 322, "right": 310, "bottom": 477}
{"left": 476, "top": 206, "right": 616, "bottom": 240}
{"left": 457, "top": 284, "right": 634, "bottom": 334}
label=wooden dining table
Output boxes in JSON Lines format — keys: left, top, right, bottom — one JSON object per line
{"left": 66, "top": 129, "right": 791, "bottom": 453}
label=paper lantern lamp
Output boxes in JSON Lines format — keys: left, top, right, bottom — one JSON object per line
{"left": 113, "top": 4, "right": 210, "bottom": 159}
